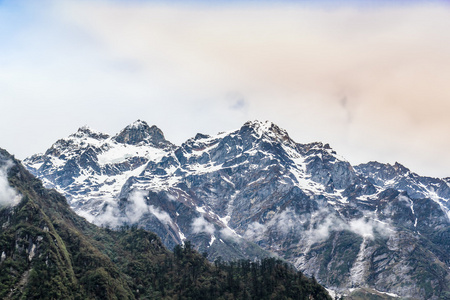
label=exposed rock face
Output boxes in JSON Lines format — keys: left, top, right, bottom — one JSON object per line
{"left": 24, "top": 120, "right": 450, "bottom": 299}
{"left": 5, "top": 148, "right": 329, "bottom": 299}
{"left": 356, "top": 161, "right": 450, "bottom": 204}
{"left": 113, "top": 120, "right": 172, "bottom": 148}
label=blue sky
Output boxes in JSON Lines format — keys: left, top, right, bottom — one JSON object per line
{"left": 1, "top": 0, "right": 450, "bottom": 177}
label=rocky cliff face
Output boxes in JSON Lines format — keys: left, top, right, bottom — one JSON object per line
{"left": 113, "top": 120, "right": 173, "bottom": 147}
{"left": 0, "top": 148, "right": 332, "bottom": 300}
{"left": 24, "top": 120, "right": 450, "bottom": 299}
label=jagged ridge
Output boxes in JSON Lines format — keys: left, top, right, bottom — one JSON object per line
{"left": 0, "top": 148, "right": 332, "bottom": 299}
{"left": 23, "top": 120, "right": 450, "bottom": 299}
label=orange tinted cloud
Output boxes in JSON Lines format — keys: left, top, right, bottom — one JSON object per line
{"left": 2, "top": 1, "right": 450, "bottom": 177}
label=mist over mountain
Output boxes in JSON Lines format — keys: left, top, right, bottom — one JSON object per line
{"left": 0, "top": 147, "right": 331, "bottom": 299}
{"left": 24, "top": 120, "right": 450, "bottom": 299}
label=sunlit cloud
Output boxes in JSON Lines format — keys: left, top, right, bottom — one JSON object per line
{"left": 1, "top": 0, "right": 450, "bottom": 177}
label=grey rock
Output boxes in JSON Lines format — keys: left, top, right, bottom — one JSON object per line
{"left": 23, "top": 120, "right": 450, "bottom": 300}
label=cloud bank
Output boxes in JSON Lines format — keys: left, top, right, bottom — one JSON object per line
{"left": 86, "top": 190, "right": 172, "bottom": 228}
{"left": 1, "top": 1, "right": 450, "bottom": 177}
{"left": 245, "top": 207, "right": 394, "bottom": 244}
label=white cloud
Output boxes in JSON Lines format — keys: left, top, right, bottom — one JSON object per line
{"left": 244, "top": 221, "right": 266, "bottom": 241}
{"left": 307, "top": 209, "right": 394, "bottom": 244}
{"left": 148, "top": 205, "right": 172, "bottom": 225}
{"left": 93, "top": 198, "right": 122, "bottom": 228}
{"left": 125, "top": 190, "right": 149, "bottom": 223}
{"left": 1, "top": 1, "right": 450, "bottom": 177}
{"left": 306, "top": 210, "right": 348, "bottom": 244}
{"left": 89, "top": 190, "right": 172, "bottom": 227}
{"left": 348, "top": 218, "right": 377, "bottom": 239}
{"left": 252, "top": 207, "right": 395, "bottom": 245}
{"left": 268, "top": 208, "right": 300, "bottom": 235}
{"left": 0, "top": 160, "right": 21, "bottom": 207}
{"left": 219, "top": 227, "right": 238, "bottom": 240}
{"left": 191, "top": 216, "right": 215, "bottom": 235}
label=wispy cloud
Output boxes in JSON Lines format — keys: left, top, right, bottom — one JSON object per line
{"left": 85, "top": 189, "right": 172, "bottom": 228}
{"left": 125, "top": 190, "right": 149, "bottom": 223}
{"left": 1, "top": 1, "right": 450, "bottom": 177}
{"left": 0, "top": 160, "right": 21, "bottom": 207}
{"left": 192, "top": 216, "right": 215, "bottom": 235}
{"left": 91, "top": 197, "right": 122, "bottom": 228}
{"left": 306, "top": 208, "right": 394, "bottom": 244}
{"left": 244, "top": 221, "right": 266, "bottom": 241}
{"left": 244, "top": 207, "right": 394, "bottom": 245}
{"left": 149, "top": 205, "right": 173, "bottom": 224}
{"left": 219, "top": 227, "right": 238, "bottom": 240}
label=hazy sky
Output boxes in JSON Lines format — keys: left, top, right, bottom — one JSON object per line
{"left": 1, "top": 0, "right": 450, "bottom": 178}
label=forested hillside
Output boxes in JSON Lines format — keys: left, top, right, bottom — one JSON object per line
{"left": 0, "top": 148, "right": 331, "bottom": 299}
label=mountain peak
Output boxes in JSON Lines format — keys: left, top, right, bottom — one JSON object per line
{"left": 240, "top": 120, "right": 292, "bottom": 143}
{"left": 393, "top": 161, "right": 409, "bottom": 173}
{"left": 242, "top": 120, "right": 276, "bottom": 133}
{"left": 71, "top": 126, "right": 110, "bottom": 140}
{"left": 114, "top": 120, "right": 172, "bottom": 148}
{"left": 355, "top": 161, "right": 413, "bottom": 186}
{"left": 126, "top": 119, "right": 148, "bottom": 130}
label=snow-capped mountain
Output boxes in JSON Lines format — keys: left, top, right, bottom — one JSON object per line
{"left": 24, "top": 120, "right": 450, "bottom": 299}
{"left": 26, "top": 120, "right": 172, "bottom": 214}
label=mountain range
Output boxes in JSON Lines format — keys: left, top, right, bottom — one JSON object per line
{"left": 0, "top": 147, "right": 331, "bottom": 299}
{"left": 23, "top": 120, "right": 450, "bottom": 299}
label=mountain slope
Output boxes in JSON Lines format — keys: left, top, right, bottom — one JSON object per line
{"left": 24, "top": 120, "right": 450, "bottom": 299}
{"left": 1, "top": 148, "right": 135, "bottom": 299}
{"left": 1, "top": 148, "right": 331, "bottom": 300}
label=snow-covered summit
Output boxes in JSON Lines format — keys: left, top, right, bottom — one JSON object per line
{"left": 23, "top": 120, "right": 450, "bottom": 299}
{"left": 240, "top": 120, "right": 293, "bottom": 143}
{"left": 355, "top": 160, "right": 450, "bottom": 215}
{"left": 113, "top": 120, "right": 173, "bottom": 148}
{"left": 127, "top": 119, "right": 148, "bottom": 129}
{"left": 23, "top": 121, "right": 174, "bottom": 212}
{"left": 22, "top": 120, "right": 450, "bottom": 299}
{"left": 70, "top": 126, "right": 110, "bottom": 140}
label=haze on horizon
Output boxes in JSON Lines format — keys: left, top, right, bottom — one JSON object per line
{"left": 1, "top": 0, "right": 450, "bottom": 178}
